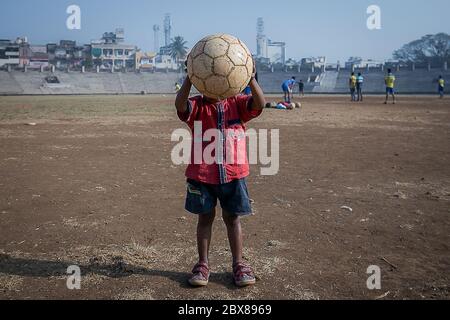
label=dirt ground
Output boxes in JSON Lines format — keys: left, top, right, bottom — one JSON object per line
{"left": 0, "top": 94, "right": 449, "bottom": 300}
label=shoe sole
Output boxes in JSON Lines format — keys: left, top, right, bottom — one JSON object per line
{"left": 188, "top": 279, "right": 209, "bottom": 287}
{"left": 235, "top": 279, "right": 256, "bottom": 287}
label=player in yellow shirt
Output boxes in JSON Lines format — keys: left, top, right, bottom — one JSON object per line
{"left": 438, "top": 75, "right": 445, "bottom": 99}
{"left": 349, "top": 72, "right": 357, "bottom": 102}
{"left": 384, "top": 68, "right": 396, "bottom": 104}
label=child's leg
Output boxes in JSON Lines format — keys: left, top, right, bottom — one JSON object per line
{"left": 197, "top": 209, "right": 216, "bottom": 264}
{"left": 222, "top": 210, "right": 243, "bottom": 265}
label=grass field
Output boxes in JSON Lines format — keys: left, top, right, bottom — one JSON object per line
{"left": 0, "top": 94, "right": 449, "bottom": 300}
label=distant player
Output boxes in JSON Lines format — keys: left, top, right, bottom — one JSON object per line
{"left": 282, "top": 77, "right": 296, "bottom": 103}
{"left": 384, "top": 69, "right": 396, "bottom": 104}
{"left": 356, "top": 73, "right": 364, "bottom": 102}
{"left": 349, "top": 72, "right": 357, "bottom": 102}
{"left": 243, "top": 72, "right": 259, "bottom": 95}
{"left": 243, "top": 86, "right": 252, "bottom": 95}
{"left": 298, "top": 80, "right": 305, "bottom": 97}
{"left": 438, "top": 75, "right": 445, "bottom": 99}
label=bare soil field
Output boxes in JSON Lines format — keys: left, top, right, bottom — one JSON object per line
{"left": 0, "top": 94, "right": 449, "bottom": 300}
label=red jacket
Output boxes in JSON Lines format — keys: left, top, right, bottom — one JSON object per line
{"left": 177, "top": 95, "right": 262, "bottom": 185}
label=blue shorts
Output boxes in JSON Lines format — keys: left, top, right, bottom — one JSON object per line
{"left": 386, "top": 87, "right": 395, "bottom": 94}
{"left": 185, "top": 178, "right": 252, "bottom": 216}
{"left": 438, "top": 86, "right": 444, "bottom": 92}
{"left": 282, "top": 85, "right": 289, "bottom": 93}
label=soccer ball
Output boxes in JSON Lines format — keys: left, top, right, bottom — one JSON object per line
{"left": 187, "top": 34, "right": 254, "bottom": 100}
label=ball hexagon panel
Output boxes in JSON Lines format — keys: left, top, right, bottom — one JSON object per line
{"left": 227, "top": 43, "right": 248, "bottom": 66}
{"left": 205, "top": 75, "right": 230, "bottom": 97}
{"left": 203, "top": 38, "right": 229, "bottom": 59}
{"left": 239, "top": 40, "right": 252, "bottom": 57}
{"left": 190, "top": 41, "right": 206, "bottom": 59}
{"left": 187, "top": 55, "right": 194, "bottom": 76}
{"left": 201, "top": 34, "right": 223, "bottom": 42}
{"left": 223, "top": 87, "right": 241, "bottom": 99}
{"left": 245, "top": 56, "right": 254, "bottom": 78}
{"left": 220, "top": 34, "right": 240, "bottom": 44}
{"left": 213, "top": 57, "right": 233, "bottom": 77}
{"left": 228, "top": 66, "right": 248, "bottom": 89}
{"left": 190, "top": 75, "right": 206, "bottom": 93}
{"left": 191, "top": 53, "right": 213, "bottom": 80}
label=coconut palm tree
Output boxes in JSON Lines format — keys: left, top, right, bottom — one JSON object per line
{"left": 168, "top": 36, "right": 188, "bottom": 69}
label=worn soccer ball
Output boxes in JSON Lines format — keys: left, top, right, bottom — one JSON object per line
{"left": 187, "top": 34, "right": 254, "bottom": 100}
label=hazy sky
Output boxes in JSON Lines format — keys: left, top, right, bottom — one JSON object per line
{"left": 1, "top": 0, "right": 449, "bottom": 63}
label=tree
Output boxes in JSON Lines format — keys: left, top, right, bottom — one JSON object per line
{"left": 393, "top": 33, "right": 450, "bottom": 66}
{"left": 168, "top": 36, "right": 188, "bottom": 67}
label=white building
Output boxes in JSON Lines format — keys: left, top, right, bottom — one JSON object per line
{"left": 256, "top": 18, "right": 286, "bottom": 65}
{"left": 154, "top": 54, "right": 178, "bottom": 71}
{"left": 91, "top": 43, "right": 137, "bottom": 70}
{"left": 0, "top": 39, "right": 20, "bottom": 68}
{"left": 301, "top": 57, "right": 327, "bottom": 68}
{"left": 345, "top": 57, "right": 383, "bottom": 69}
{"left": 90, "top": 29, "right": 137, "bottom": 70}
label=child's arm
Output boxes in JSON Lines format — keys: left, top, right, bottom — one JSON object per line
{"left": 175, "top": 77, "right": 192, "bottom": 113}
{"left": 248, "top": 64, "right": 266, "bottom": 110}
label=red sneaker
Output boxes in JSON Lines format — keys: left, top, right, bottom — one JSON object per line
{"left": 188, "top": 262, "right": 210, "bottom": 287}
{"left": 233, "top": 262, "right": 256, "bottom": 287}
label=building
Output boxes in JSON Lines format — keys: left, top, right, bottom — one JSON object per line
{"left": 256, "top": 17, "right": 268, "bottom": 59}
{"left": 90, "top": 29, "right": 137, "bottom": 70}
{"left": 0, "top": 39, "right": 20, "bottom": 69}
{"left": 345, "top": 57, "right": 383, "bottom": 69}
{"left": 17, "top": 40, "right": 50, "bottom": 70}
{"left": 301, "top": 57, "right": 327, "bottom": 69}
{"left": 256, "top": 18, "right": 286, "bottom": 65}
{"left": 91, "top": 43, "right": 137, "bottom": 70}
{"left": 47, "top": 40, "right": 90, "bottom": 70}
{"left": 29, "top": 46, "right": 49, "bottom": 69}
{"left": 154, "top": 53, "right": 178, "bottom": 71}
{"left": 136, "top": 51, "right": 156, "bottom": 71}
{"left": 267, "top": 40, "right": 286, "bottom": 65}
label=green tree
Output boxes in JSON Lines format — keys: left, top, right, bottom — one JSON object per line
{"left": 168, "top": 36, "right": 188, "bottom": 67}
{"left": 393, "top": 33, "right": 450, "bottom": 66}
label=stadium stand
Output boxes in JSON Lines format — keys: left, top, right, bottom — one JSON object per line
{"left": 0, "top": 69, "right": 449, "bottom": 95}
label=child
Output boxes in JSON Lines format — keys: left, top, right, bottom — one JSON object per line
{"left": 175, "top": 65, "right": 266, "bottom": 287}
